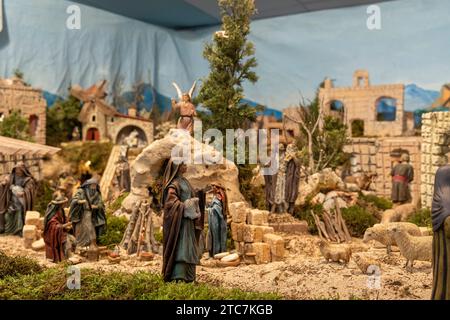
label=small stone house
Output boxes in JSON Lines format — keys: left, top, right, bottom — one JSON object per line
{"left": 73, "top": 81, "right": 153, "bottom": 146}
{"left": 0, "top": 77, "right": 47, "bottom": 144}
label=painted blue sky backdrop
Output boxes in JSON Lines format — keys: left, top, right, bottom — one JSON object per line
{"left": 0, "top": 0, "right": 449, "bottom": 111}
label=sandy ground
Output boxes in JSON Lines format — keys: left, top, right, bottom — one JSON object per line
{"left": 0, "top": 234, "right": 432, "bottom": 300}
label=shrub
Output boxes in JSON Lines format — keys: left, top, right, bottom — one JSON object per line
{"left": 293, "top": 200, "right": 324, "bottom": 234}
{"left": 0, "top": 267, "right": 280, "bottom": 300}
{"left": 408, "top": 208, "right": 432, "bottom": 228}
{"left": 359, "top": 193, "right": 393, "bottom": 210}
{"left": 341, "top": 205, "right": 377, "bottom": 237}
{"left": 154, "top": 229, "right": 163, "bottom": 243}
{"left": 97, "top": 215, "right": 128, "bottom": 248}
{"left": 0, "top": 251, "right": 42, "bottom": 279}
{"left": 34, "top": 180, "right": 55, "bottom": 216}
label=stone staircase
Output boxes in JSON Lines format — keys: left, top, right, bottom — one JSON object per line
{"left": 100, "top": 145, "right": 122, "bottom": 197}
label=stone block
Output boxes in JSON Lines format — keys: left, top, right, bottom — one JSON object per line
{"left": 263, "top": 233, "right": 285, "bottom": 258}
{"left": 230, "top": 202, "right": 248, "bottom": 223}
{"left": 23, "top": 238, "right": 34, "bottom": 249}
{"left": 243, "top": 225, "right": 264, "bottom": 243}
{"left": 23, "top": 225, "right": 37, "bottom": 240}
{"left": 231, "top": 222, "right": 245, "bottom": 242}
{"left": 234, "top": 241, "right": 245, "bottom": 255}
{"left": 31, "top": 238, "right": 45, "bottom": 251}
{"left": 253, "top": 242, "right": 271, "bottom": 264}
{"left": 25, "top": 211, "right": 40, "bottom": 227}
{"left": 38, "top": 217, "right": 45, "bottom": 231}
{"left": 247, "top": 209, "right": 268, "bottom": 226}
{"left": 270, "top": 222, "right": 308, "bottom": 235}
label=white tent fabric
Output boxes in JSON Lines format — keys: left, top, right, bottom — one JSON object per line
{"left": 0, "top": 0, "right": 448, "bottom": 111}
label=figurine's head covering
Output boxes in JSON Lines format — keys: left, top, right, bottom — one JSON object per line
{"left": 400, "top": 153, "right": 410, "bottom": 162}
{"left": 52, "top": 194, "right": 68, "bottom": 205}
{"left": 11, "top": 161, "right": 34, "bottom": 181}
{"left": 161, "top": 159, "right": 182, "bottom": 205}
{"left": 81, "top": 177, "right": 99, "bottom": 189}
{"left": 211, "top": 182, "right": 229, "bottom": 218}
{"left": 44, "top": 195, "right": 68, "bottom": 233}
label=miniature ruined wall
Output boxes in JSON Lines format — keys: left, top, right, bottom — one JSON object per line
{"left": 421, "top": 112, "right": 450, "bottom": 208}
{"left": 319, "top": 70, "right": 405, "bottom": 137}
{"left": 0, "top": 154, "right": 43, "bottom": 180}
{"left": 0, "top": 80, "right": 47, "bottom": 144}
{"left": 344, "top": 137, "right": 421, "bottom": 202}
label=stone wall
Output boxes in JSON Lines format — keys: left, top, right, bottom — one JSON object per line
{"left": 319, "top": 70, "right": 405, "bottom": 137}
{"left": 421, "top": 112, "right": 450, "bottom": 208}
{"left": 0, "top": 78, "right": 47, "bottom": 144}
{"left": 344, "top": 136, "right": 421, "bottom": 203}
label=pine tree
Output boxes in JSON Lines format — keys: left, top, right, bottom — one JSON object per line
{"left": 197, "top": 0, "right": 259, "bottom": 133}
{"left": 46, "top": 95, "right": 82, "bottom": 146}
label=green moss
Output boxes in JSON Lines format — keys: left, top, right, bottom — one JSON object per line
{"left": 107, "top": 192, "right": 129, "bottom": 215}
{"left": 0, "top": 266, "right": 280, "bottom": 300}
{"left": 97, "top": 215, "right": 128, "bottom": 248}
{"left": 408, "top": 208, "right": 432, "bottom": 228}
{"left": 0, "top": 251, "right": 42, "bottom": 279}
{"left": 341, "top": 205, "right": 377, "bottom": 237}
{"left": 359, "top": 193, "right": 393, "bottom": 210}
{"left": 154, "top": 229, "right": 163, "bottom": 244}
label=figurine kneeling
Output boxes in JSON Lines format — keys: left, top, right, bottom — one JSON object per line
{"left": 44, "top": 195, "right": 76, "bottom": 263}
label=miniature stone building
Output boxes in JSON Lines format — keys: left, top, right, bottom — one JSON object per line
{"left": 421, "top": 111, "right": 450, "bottom": 208}
{"left": 319, "top": 70, "right": 405, "bottom": 137}
{"left": 0, "top": 77, "right": 47, "bottom": 144}
{"left": 71, "top": 81, "right": 153, "bottom": 146}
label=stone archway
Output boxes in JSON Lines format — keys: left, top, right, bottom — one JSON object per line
{"left": 116, "top": 125, "right": 148, "bottom": 147}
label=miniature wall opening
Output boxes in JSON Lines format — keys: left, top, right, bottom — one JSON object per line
{"left": 86, "top": 128, "right": 100, "bottom": 141}
{"left": 116, "top": 125, "right": 148, "bottom": 146}
{"left": 28, "top": 114, "right": 38, "bottom": 136}
{"left": 329, "top": 100, "right": 345, "bottom": 121}
{"left": 351, "top": 119, "right": 364, "bottom": 137}
{"left": 390, "top": 148, "right": 410, "bottom": 168}
{"left": 376, "top": 97, "right": 397, "bottom": 121}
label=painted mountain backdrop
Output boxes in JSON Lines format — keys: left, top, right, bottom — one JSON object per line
{"left": 404, "top": 84, "right": 440, "bottom": 112}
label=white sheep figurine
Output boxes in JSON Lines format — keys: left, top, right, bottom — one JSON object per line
{"left": 318, "top": 240, "right": 352, "bottom": 265}
{"left": 363, "top": 222, "right": 422, "bottom": 254}
{"left": 387, "top": 225, "right": 432, "bottom": 269}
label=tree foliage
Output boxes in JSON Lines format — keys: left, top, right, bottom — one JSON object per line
{"left": 197, "top": 0, "right": 259, "bottom": 133}
{"left": 46, "top": 95, "right": 82, "bottom": 146}
{"left": 0, "top": 110, "right": 32, "bottom": 141}
{"left": 288, "top": 88, "right": 349, "bottom": 175}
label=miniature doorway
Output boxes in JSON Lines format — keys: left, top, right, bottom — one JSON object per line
{"left": 115, "top": 125, "right": 147, "bottom": 146}
{"left": 351, "top": 119, "right": 364, "bottom": 137}
{"left": 28, "top": 114, "right": 39, "bottom": 137}
{"left": 86, "top": 128, "right": 100, "bottom": 141}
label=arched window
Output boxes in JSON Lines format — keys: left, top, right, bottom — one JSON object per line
{"left": 329, "top": 100, "right": 344, "bottom": 111}
{"left": 376, "top": 97, "right": 397, "bottom": 121}
{"left": 92, "top": 115, "right": 96, "bottom": 122}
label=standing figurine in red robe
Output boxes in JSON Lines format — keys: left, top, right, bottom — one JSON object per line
{"left": 44, "top": 195, "right": 75, "bottom": 263}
